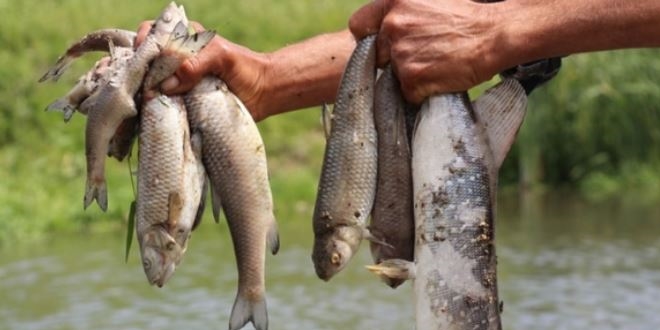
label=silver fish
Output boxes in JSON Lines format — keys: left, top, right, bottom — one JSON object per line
{"left": 136, "top": 94, "right": 205, "bottom": 287}
{"left": 312, "top": 35, "right": 379, "bottom": 281}
{"left": 45, "top": 56, "right": 113, "bottom": 122}
{"left": 78, "top": 2, "right": 190, "bottom": 211}
{"left": 367, "top": 79, "right": 527, "bottom": 330}
{"left": 370, "top": 65, "right": 414, "bottom": 289}
{"left": 185, "top": 77, "right": 279, "bottom": 330}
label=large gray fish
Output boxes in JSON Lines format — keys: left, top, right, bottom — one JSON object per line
{"left": 136, "top": 94, "right": 205, "bottom": 287}
{"left": 369, "top": 65, "right": 414, "bottom": 289}
{"left": 76, "top": 2, "right": 191, "bottom": 211}
{"left": 185, "top": 77, "right": 279, "bottom": 330}
{"left": 312, "top": 35, "right": 379, "bottom": 281}
{"left": 367, "top": 79, "right": 527, "bottom": 330}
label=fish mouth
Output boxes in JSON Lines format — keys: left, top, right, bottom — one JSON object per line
{"left": 148, "top": 261, "right": 176, "bottom": 288}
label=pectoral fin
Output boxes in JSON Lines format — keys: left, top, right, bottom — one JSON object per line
{"left": 321, "top": 103, "right": 332, "bottom": 139}
{"left": 167, "top": 192, "right": 184, "bottom": 228}
{"left": 472, "top": 78, "right": 528, "bottom": 169}
{"left": 365, "top": 259, "right": 416, "bottom": 283}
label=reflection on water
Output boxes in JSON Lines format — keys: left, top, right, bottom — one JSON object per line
{"left": 1, "top": 192, "right": 659, "bottom": 330}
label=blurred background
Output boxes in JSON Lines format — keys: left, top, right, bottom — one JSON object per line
{"left": 1, "top": 1, "right": 659, "bottom": 329}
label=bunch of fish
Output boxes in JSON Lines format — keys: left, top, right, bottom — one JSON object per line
{"left": 314, "top": 34, "right": 560, "bottom": 330}
{"left": 39, "top": 3, "right": 278, "bottom": 330}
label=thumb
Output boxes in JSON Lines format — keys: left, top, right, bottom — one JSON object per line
{"left": 349, "top": 0, "right": 392, "bottom": 67}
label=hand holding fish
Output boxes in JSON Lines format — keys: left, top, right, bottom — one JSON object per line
{"left": 350, "top": 0, "right": 660, "bottom": 104}
{"left": 135, "top": 22, "right": 356, "bottom": 121}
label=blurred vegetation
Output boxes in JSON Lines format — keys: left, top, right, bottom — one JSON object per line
{"left": 1, "top": 0, "right": 659, "bottom": 245}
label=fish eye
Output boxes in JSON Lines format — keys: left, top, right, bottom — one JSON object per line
{"left": 330, "top": 252, "right": 341, "bottom": 265}
{"left": 166, "top": 242, "right": 176, "bottom": 251}
{"left": 143, "top": 260, "right": 151, "bottom": 270}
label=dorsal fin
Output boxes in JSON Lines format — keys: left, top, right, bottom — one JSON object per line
{"left": 472, "top": 78, "right": 528, "bottom": 169}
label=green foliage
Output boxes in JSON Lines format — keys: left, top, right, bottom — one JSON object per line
{"left": 509, "top": 50, "right": 660, "bottom": 192}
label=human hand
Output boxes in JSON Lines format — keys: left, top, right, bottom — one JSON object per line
{"left": 135, "top": 21, "right": 271, "bottom": 121}
{"left": 349, "top": 0, "right": 512, "bottom": 104}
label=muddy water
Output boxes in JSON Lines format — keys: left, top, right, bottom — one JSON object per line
{"left": 1, "top": 193, "right": 659, "bottom": 330}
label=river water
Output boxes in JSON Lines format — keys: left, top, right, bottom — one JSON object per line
{"left": 1, "top": 192, "right": 659, "bottom": 330}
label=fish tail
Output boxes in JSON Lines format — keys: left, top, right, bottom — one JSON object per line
{"left": 165, "top": 22, "right": 215, "bottom": 56}
{"left": 229, "top": 294, "right": 268, "bottom": 330}
{"left": 84, "top": 178, "right": 108, "bottom": 211}
{"left": 267, "top": 219, "right": 280, "bottom": 255}
{"left": 38, "top": 57, "right": 73, "bottom": 83}
{"left": 45, "top": 98, "right": 77, "bottom": 123}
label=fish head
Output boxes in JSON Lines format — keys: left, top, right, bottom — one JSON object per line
{"left": 139, "top": 227, "right": 182, "bottom": 287}
{"left": 312, "top": 226, "right": 362, "bottom": 281}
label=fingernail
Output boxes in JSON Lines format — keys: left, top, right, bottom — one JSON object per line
{"left": 160, "top": 76, "right": 180, "bottom": 93}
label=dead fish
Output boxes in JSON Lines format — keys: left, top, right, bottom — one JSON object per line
{"left": 185, "top": 76, "right": 279, "bottom": 330}
{"left": 38, "top": 28, "right": 136, "bottom": 83}
{"left": 45, "top": 46, "right": 136, "bottom": 123}
{"left": 107, "top": 21, "right": 214, "bottom": 162}
{"left": 136, "top": 94, "right": 205, "bottom": 287}
{"left": 369, "top": 65, "right": 414, "bottom": 289}
{"left": 45, "top": 56, "right": 112, "bottom": 122}
{"left": 79, "top": 2, "right": 190, "bottom": 211}
{"left": 312, "top": 35, "right": 379, "bottom": 281}
{"left": 366, "top": 79, "right": 527, "bottom": 330}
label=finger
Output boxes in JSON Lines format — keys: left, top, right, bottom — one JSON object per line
{"left": 375, "top": 30, "right": 391, "bottom": 68}
{"left": 348, "top": 0, "right": 392, "bottom": 39}
{"left": 135, "top": 20, "right": 154, "bottom": 48}
{"left": 160, "top": 57, "right": 205, "bottom": 95}
{"left": 190, "top": 21, "right": 205, "bottom": 33}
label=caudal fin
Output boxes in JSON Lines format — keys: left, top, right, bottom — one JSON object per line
{"left": 45, "top": 98, "right": 77, "bottom": 123}
{"left": 166, "top": 23, "right": 215, "bottom": 56}
{"left": 84, "top": 179, "right": 108, "bottom": 211}
{"left": 229, "top": 294, "right": 268, "bottom": 330}
{"left": 472, "top": 78, "right": 527, "bottom": 169}
{"left": 38, "top": 57, "right": 73, "bottom": 83}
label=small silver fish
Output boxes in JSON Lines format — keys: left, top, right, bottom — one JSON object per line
{"left": 312, "top": 35, "right": 378, "bottom": 281}
{"left": 370, "top": 65, "right": 414, "bottom": 289}
{"left": 185, "top": 77, "right": 279, "bottom": 330}
{"left": 135, "top": 94, "right": 205, "bottom": 287}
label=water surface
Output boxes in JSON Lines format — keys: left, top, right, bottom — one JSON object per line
{"left": 1, "top": 193, "right": 659, "bottom": 329}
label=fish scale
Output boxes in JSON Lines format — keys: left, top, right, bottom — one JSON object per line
{"left": 411, "top": 93, "right": 501, "bottom": 330}
{"left": 136, "top": 94, "right": 205, "bottom": 287}
{"left": 312, "top": 35, "right": 378, "bottom": 281}
{"left": 185, "top": 76, "right": 278, "bottom": 330}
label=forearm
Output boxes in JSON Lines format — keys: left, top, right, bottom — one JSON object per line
{"left": 259, "top": 29, "right": 355, "bottom": 120}
{"left": 500, "top": 0, "right": 660, "bottom": 68}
